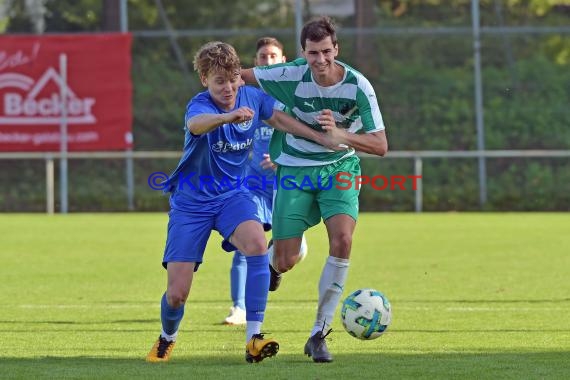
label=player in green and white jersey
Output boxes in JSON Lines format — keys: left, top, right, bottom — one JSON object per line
{"left": 241, "top": 16, "right": 388, "bottom": 363}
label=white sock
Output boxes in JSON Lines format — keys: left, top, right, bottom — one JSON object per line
{"left": 296, "top": 234, "right": 308, "bottom": 263}
{"left": 160, "top": 329, "right": 178, "bottom": 342}
{"left": 300, "top": 234, "right": 308, "bottom": 255}
{"left": 267, "top": 244, "right": 279, "bottom": 272}
{"left": 246, "top": 321, "right": 263, "bottom": 342}
{"left": 311, "top": 256, "right": 349, "bottom": 337}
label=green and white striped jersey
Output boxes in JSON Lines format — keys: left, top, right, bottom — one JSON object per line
{"left": 254, "top": 58, "right": 385, "bottom": 167}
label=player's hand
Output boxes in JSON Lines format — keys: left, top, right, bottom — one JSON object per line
{"left": 320, "top": 129, "right": 349, "bottom": 151}
{"left": 260, "top": 154, "right": 277, "bottom": 171}
{"left": 316, "top": 109, "right": 349, "bottom": 151}
{"left": 227, "top": 107, "right": 254, "bottom": 123}
{"left": 316, "top": 109, "right": 336, "bottom": 131}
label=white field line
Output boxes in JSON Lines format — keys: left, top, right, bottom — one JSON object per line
{"left": 10, "top": 304, "right": 569, "bottom": 311}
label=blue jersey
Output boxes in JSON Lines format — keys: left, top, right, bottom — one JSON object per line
{"left": 163, "top": 86, "right": 275, "bottom": 205}
{"left": 247, "top": 124, "right": 274, "bottom": 198}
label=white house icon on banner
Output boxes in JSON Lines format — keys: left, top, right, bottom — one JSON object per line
{"left": 0, "top": 67, "right": 97, "bottom": 125}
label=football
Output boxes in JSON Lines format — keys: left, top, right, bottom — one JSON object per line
{"left": 340, "top": 288, "right": 392, "bottom": 340}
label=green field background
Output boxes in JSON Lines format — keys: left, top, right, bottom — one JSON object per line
{"left": 0, "top": 213, "right": 569, "bottom": 379}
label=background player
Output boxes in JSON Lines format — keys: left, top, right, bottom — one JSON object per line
{"left": 223, "top": 37, "right": 309, "bottom": 326}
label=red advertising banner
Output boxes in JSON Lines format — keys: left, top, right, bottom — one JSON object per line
{"left": 0, "top": 33, "right": 132, "bottom": 151}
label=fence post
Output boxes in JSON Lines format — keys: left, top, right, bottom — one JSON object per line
{"left": 471, "top": 0, "right": 488, "bottom": 207}
{"left": 414, "top": 156, "right": 423, "bottom": 212}
{"left": 46, "top": 155, "right": 55, "bottom": 214}
{"left": 59, "top": 53, "right": 69, "bottom": 213}
{"left": 126, "top": 149, "right": 134, "bottom": 210}
{"left": 120, "top": 0, "right": 135, "bottom": 210}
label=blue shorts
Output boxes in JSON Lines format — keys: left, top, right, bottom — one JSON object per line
{"left": 163, "top": 191, "right": 261, "bottom": 271}
{"left": 249, "top": 188, "right": 273, "bottom": 232}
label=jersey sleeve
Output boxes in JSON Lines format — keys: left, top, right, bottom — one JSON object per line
{"left": 184, "top": 93, "right": 218, "bottom": 125}
{"left": 253, "top": 58, "right": 306, "bottom": 109}
{"left": 356, "top": 77, "right": 386, "bottom": 133}
{"left": 257, "top": 89, "right": 276, "bottom": 121}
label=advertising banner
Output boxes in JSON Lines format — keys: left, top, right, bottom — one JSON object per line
{"left": 0, "top": 33, "right": 132, "bottom": 151}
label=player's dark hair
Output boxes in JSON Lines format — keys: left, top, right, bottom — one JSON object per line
{"left": 300, "top": 16, "right": 338, "bottom": 50}
{"left": 193, "top": 41, "right": 241, "bottom": 79}
{"left": 256, "top": 37, "right": 284, "bottom": 54}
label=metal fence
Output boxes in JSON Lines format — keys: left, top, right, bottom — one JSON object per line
{"left": 1, "top": 1, "right": 569, "bottom": 212}
{"left": 2, "top": 149, "right": 569, "bottom": 213}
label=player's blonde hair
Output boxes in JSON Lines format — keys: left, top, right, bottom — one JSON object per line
{"left": 193, "top": 41, "right": 241, "bottom": 79}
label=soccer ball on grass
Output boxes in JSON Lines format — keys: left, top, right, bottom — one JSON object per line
{"left": 340, "top": 288, "right": 391, "bottom": 340}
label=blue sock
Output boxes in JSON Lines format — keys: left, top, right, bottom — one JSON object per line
{"left": 161, "top": 292, "right": 184, "bottom": 336}
{"left": 245, "top": 254, "right": 269, "bottom": 322}
{"left": 230, "top": 251, "right": 247, "bottom": 310}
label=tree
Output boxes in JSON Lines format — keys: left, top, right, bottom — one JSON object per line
{"left": 354, "top": 0, "right": 379, "bottom": 76}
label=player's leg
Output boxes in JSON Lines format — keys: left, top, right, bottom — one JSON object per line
{"left": 148, "top": 262, "right": 195, "bottom": 363}
{"left": 227, "top": 191, "right": 271, "bottom": 332}
{"left": 216, "top": 192, "right": 278, "bottom": 362}
{"left": 224, "top": 251, "right": 246, "bottom": 325}
{"left": 162, "top": 261, "right": 196, "bottom": 338}
{"left": 231, "top": 220, "right": 279, "bottom": 362}
{"left": 271, "top": 237, "right": 303, "bottom": 272}
{"left": 316, "top": 214, "right": 355, "bottom": 331}
{"left": 303, "top": 214, "right": 354, "bottom": 363}
{"left": 271, "top": 165, "right": 320, "bottom": 287}
{"left": 230, "top": 252, "right": 247, "bottom": 309}
{"left": 271, "top": 235, "right": 308, "bottom": 267}
{"left": 304, "top": 156, "right": 360, "bottom": 363}
{"left": 269, "top": 234, "right": 309, "bottom": 291}
{"left": 147, "top": 207, "right": 213, "bottom": 362}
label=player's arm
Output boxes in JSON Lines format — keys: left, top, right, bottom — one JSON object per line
{"left": 240, "top": 68, "right": 257, "bottom": 85}
{"left": 260, "top": 154, "right": 277, "bottom": 171}
{"left": 187, "top": 107, "right": 254, "bottom": 135}
{"left": 264, "top": 109, "right": 346, "bottom": 151}
{"left": 334, "top": 130, "right": 388, "bottom": 157}
{"left": 318, "top": 109, "right": 388, "bottom": 156}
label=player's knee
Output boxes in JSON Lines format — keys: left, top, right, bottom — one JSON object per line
{"left": 275, "top": 255, "right": 296, "bottom": 273}
{"left": 167, "top": 289, "right": 189, "bottom": 308}
{"left": 330, "top": 232, "right": 352, "bottom": 257}
{"left": 241, "top": 236, "right": 267, "bottom": 256}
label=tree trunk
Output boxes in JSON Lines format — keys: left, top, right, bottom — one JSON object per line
{"left": 354, "top": 0, "right": 378, "bottom": 77}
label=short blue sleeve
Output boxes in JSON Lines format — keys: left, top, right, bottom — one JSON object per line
{"left": 255, "top": 88, "right": 275, "bottom": 122}
{"left": 184, "top": 92, "right": 218, "bottom": 124}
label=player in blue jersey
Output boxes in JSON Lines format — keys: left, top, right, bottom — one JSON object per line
{"left": 146, "top": 41, "right": 342, "bottom": 363}
{"left": 223, "top": 37, "right": 309, "bottom": 326}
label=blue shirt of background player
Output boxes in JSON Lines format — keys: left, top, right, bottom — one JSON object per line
{"left": 163, "top": 85, "right": 275, "bottom": 206}
{"left": 247, "top": 124, "right": 274, "bottom": 198}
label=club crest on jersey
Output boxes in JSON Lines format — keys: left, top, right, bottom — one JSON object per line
{"left": 235, "top": 119, "right": 253, "bottom": 131}
{"left": 211, "top": 138, "right": 253, "bottom": 153}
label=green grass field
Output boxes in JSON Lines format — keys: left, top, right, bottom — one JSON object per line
{"left": 1, "top": 213, "right": 569, "bottom": 379}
